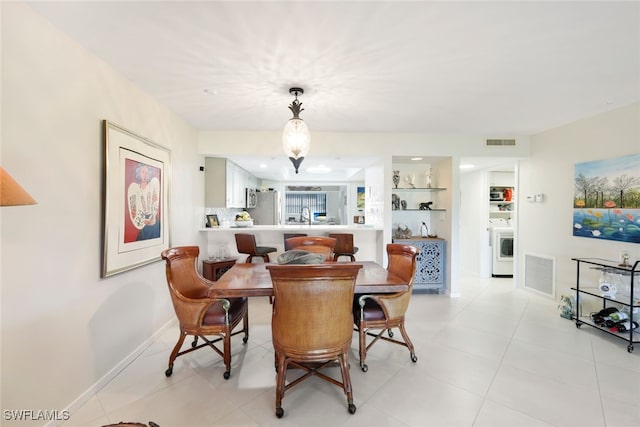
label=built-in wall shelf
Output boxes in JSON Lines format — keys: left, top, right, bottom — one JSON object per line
{"left": 489, "top": 171, "right": 515, "bottom": 220}
{"left": 391, "top": 160, "right": 449, "bottom": 244}
{"left": 490, "top": 200, "right": 515, "bottom": 216}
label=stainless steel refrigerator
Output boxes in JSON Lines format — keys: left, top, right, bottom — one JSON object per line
{"left": 247, "top": 191, "right": 281, "bottom": 225}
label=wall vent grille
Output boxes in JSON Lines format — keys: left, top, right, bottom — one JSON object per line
{"left": 486, "top": 139, "right": 516, "bottom": 146}
{"left": 524, "top": 253, "right": 555, "bottom": 298}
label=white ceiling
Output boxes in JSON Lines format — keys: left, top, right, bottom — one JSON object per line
{"left": 25, "top": 1, "right": 639, "bottom": 180}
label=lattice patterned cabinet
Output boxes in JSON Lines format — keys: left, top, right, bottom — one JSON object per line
{"left": 393, "top": 237, "right": 446, "bottom": 294}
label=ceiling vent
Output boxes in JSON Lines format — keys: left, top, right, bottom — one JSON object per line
{"left": 486, "top": 139, "right": 516, "bottom": 147}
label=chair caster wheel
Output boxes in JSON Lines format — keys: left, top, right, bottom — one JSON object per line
{"left": 360, "top": 363, "right": 368, "bottom": 372}
{"left": 388, "top": 330, "right": 394, "bottom": 338}
{"left": 348, "top": 403, "right": 357, "bottom": 414}
{"left": 411, "top": 353, "right": 418, "bottom": 363}
{"left": 223, "top": 371, "right": 230, "bottom": 380}
{"left": 165, "top": 367, "right": 173, "bottom": 377}
{"left": 243, "top": 336, "right": 249, "bottom": 343}
{"left": 191, "top": 338, "right": 198, "bottom": 348}
{"left": 276, "top": 407, "right": 284, "bottom": 418}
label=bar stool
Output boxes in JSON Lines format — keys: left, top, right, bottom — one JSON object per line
{"left": 283, "top": 233, "right": 307, "bottom": 251}
{"left": 329, "top": 233, "right": 359, "bottom": 262}
{"left": 234, "top": 233, "right": 277, "bottom": 263}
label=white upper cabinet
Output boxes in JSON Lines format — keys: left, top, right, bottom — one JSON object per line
{"left": 205, "top": 157, "right": 257, "bottom": 208}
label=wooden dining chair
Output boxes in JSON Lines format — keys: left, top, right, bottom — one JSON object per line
{"left": 283, "top": 233, "right": 307, "bottom": 250}
{"left": 266, "top": 263, "right": 363, "bottom": 418}
{"left": 353, "top": 243, "right": 419, "bottom": 372}
{"left": 329, "top": 233, "right": 359, "bottom": 261}
{"left": 283, "top": 236, "right": 337, "bottom": 261}
{"left": 161, "top": 246, "right": 249, "bottom": 380}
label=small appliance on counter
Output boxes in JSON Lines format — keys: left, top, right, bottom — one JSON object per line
{"left": 245, "top": 188, "right": 257, "bottom": 208}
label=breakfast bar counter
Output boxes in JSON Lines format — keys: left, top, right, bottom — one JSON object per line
{"left": 201, "top": 224, "right": 385, "bottom": 263}
{"left": 201, "top": 224, "right": 382, "bottom": 232}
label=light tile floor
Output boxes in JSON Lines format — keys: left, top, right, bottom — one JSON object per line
{"left": 64, "top": 276, "right": 639, "bottom": 427}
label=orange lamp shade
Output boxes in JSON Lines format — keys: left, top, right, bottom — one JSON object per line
{"left": 0, "top": 167, "right": 36, "bottom": 206}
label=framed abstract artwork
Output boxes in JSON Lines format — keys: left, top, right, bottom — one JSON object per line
{"left": 101, "top": 120, "right": 171, "bottom": 277}
{"left": 573, "top": 153, "right": 640, "bottom": 243}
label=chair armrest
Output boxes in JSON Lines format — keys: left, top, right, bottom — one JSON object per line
{"left": 172, "top": 291, "right": 232, "bottom": 326}
{"left": 358, "top": 292, "right": 407, "bottom": 321}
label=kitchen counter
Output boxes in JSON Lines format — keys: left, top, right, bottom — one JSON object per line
{"left": 200, "top": 224, "right": 384, "bottom": 264}
{"left": 201, "top": 224, "right": 382, "bottom": 232}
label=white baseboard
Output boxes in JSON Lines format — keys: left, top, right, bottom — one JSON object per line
{"left": 46, "top": 318, "right": 177, "bottom": 427}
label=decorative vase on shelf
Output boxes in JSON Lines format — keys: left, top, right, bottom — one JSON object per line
{"left": 393, "top": 170, "right": 400, "bottom": 189}
{"left": 392, "top": 193, "right": 400, "bottom": 210}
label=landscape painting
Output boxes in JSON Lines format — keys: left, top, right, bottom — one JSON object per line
{"left": 573, "top": 153, "right": 640, "bottom": 243}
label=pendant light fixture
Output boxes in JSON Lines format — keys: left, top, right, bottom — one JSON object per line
{"left": 282, "top": 87, "right": 310, "bottom": 174}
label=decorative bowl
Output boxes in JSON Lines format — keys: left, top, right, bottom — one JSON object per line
{"left": 234, "top": 220, "right": 253, "bottom": 228}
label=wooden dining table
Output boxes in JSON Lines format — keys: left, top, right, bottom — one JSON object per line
{"left": 212, "top": 261, "right": 408, "bottom": 297}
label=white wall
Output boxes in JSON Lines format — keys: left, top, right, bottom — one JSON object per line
{"left": 1, "top": 2, "right": 203, "bottom": 416}
{"left": 5, "top": 0, "right": 636, "bottom": 418}
{"left": 460, "top": 169, "right": 490, "bottom": 276}
{"left": 517, "top": 102, "right": 640, "bottom": 299}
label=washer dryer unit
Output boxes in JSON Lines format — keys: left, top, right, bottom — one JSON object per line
{"left": 489, "top": 218, "right": 514, "bottom": 277}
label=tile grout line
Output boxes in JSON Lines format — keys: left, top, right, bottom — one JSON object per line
{"left": 470, "top": 291, "right": 551, "bottom": 427}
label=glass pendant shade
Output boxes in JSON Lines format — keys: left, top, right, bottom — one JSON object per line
{"left": 283, "top": 118, "right": 310, "bottom": 158}
{"left": 283, "top": 87, "right": 310, "bottom": 174}
{"left": 0, "top": 167, "right": 36, "bottom": 206}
